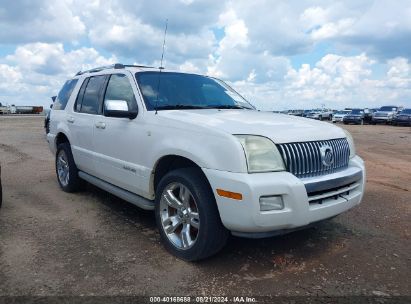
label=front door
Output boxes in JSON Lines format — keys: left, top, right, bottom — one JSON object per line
{"left": 92, "top": 73, "right": 149, "bottom": 196}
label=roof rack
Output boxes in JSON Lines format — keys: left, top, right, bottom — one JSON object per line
{"left": 75, "top": 63, "right": 155, "bottom": 76}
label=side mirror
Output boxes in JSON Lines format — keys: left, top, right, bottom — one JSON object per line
{"left": 51, "top": 96, "right": 57, "bottom": 102}
{"left": 104, "top": 100, "right": 137, "bottom": 119}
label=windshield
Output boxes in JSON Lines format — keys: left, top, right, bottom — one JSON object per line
{"left": 380, "top": 106, "right": 396, "bottom": 111}
{"left": 135, "top": 72, "right": 254, "bottom": 111}
{"left": 351, "top": 109, "right": 363, "bottom": 114}
{"left": 400, "top": 109, "right": 411, "bottom": 114}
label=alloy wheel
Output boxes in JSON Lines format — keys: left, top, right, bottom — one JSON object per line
{"left": 159, "top": 182, "right": 200, "bottom": 250}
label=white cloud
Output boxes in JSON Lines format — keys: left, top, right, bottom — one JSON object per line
{"left": 0, "top": 0, "right": 85, "bottom": 43}
{"left": 207, "top": 9, "right": 291, "bottom": 83}
{"left": 0, "top": 43, "right": 117, "bottom": 106}
{"left": 300, "top": 6, "right": 329, "bottom": 30}
{"left": 228, "top": 53, "right": 411, "bottom": 111}
{"left": 0, "top": 64, "right": 23, "bottom": 93}
{"left": 311, "top": 18, "right": 355, "bottom": 40}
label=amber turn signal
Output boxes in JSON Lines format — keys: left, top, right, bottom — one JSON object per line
{"left": 216, "top": 189, "right": 243, "bottom": 200}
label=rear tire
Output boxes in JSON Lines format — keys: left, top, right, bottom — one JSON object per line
{"left": 55, "top": 143, "right": 82, "bottom": 192}
{"left": 155, "top": 167, "right": 228, "bottom": 261}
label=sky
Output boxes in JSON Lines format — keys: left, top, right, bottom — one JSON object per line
{"left": 0, "top": 0, "right": 410, "bottom": 110}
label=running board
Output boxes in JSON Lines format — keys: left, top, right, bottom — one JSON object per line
{"left": 78, "top": 171, "right": 155, "bottom": 210}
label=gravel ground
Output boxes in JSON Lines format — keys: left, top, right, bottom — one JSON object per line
{"left": 0, "top": 116, "right": 410, "bottom": 297}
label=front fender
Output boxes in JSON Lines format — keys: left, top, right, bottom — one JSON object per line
{"left": 148, "top": 131, "right": 247, "bottom": 173}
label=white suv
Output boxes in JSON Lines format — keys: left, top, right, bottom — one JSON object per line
{"left": 47, "top": 64, "right": 365, "bottom": 261}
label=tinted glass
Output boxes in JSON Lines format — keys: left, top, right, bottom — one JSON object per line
{"left": 380, "top": 106, "right": 396, "bottom": 111}
{"left": 80, "top": 76, "right": 106, "bottom": 114}
{"left": 75, "top": 78, "right": 88, "bottom": 112}
{"left": 351, "top": 109, "right": 362, "bottom": 114}
{"left": 53, "top": 79, "right": 78, "bottom": 110}
{"left": 400, "top": 109, "right": 411, "bottom": 114}
{"left": 136, "top": 72, "right": 253, "bottom": 111}
{"left": 104, "top": 74, "right": 137, "bottom": 112}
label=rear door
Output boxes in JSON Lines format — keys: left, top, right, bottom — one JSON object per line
{"left": 68, "top": 75, "right": 107, "bottom": 176}
{"left": 92, "top": 72, "right": 148, "bottom": 195}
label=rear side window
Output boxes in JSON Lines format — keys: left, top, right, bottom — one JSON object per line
{"left": 75, "top": 75, "right": 106, "bottom": 114}
{"left": 53, "top": 79, "right": 78, "bottom": 110}
{"left": 104, "top": 74, "right": 138, "bottom": 112}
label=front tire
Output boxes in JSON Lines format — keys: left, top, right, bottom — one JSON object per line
{"left": 155, "top": 168, "right": 228, "bottom": 261}
{"left": 55, "top": 143, "right": 82, "bottom": 192}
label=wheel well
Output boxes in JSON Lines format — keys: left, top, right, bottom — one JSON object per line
{"left": 56, "top": 133, "right": 70, "bottom": 147}
{"left": 153, "top": 155, "right": 203, "bottom": 193}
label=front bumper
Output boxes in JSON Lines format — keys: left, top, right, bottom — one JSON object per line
{"left": 344, "top": 117, "right": 362, "bottom": 123}
{"left": 372, "top": 116, "right": 390, "bottom": 123}
{"left": 393, "top": 117, "right": 411, "bottom": 125}
{"left": 203, "top": 156, "right": 365, "bottom": 235}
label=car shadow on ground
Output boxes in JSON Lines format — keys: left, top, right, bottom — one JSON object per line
{"left": 82, "top": 182, "right": 354, "bottom": 265}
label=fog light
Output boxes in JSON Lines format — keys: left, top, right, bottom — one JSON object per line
{"left": 259, "top": 195, "right": 284, "bottom": 211}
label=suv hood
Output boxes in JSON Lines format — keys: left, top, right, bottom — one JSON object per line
{"left": 158, "top": 109, "right": 346, "bottom": 144}
{"left": 375, "top": 111, "right": 394, "bottom": 116}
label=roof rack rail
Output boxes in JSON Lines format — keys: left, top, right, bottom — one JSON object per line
{"left": 75, "top": 63, "right": 123, "bottom": 76}
{"left": 123, "top": 64, "right": 155, "bottom": 69}
{"left": 75, "top": 63, "right": 155, "bottom": 76}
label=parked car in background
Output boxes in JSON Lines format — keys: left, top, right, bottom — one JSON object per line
{"left": 306, "top": 109, "right": 333, "bottom": 120}
{"left": 287, "top": 109, "right": 304, "bottom": 116}
{"left": 363, "top": 108, "right": 377, "bottom": 124}
{"left": 371, "top": 106, "right": 400, "bottom": 124}
{"left": 45, "top": 97, "right": 56, "bottom": 134}
{"left": 0, "top": 102, "right": 9, "bottom": 115}
{"left": 332, "top": 110, "right": 351, "bottom": 123}
{"left": 343, "top": 109, "right": 365, "bottom": 125}
{"left": 392, "top": 108, "right": 411, "bottom": 126}
{"left": 302, "top": 109, "right": 312, "bottom": 117}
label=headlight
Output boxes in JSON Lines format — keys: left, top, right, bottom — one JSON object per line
{"left": 235, "top": 135, "right": 285, "bottom": 173}
{"left": 343, "top": 129, "right": 356, "bottom": 159}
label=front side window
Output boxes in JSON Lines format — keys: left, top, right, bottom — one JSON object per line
{"left": 104, "top": 74, "right": 138, "bottom": 112}
{"left": 53, "top": 79, "right": 78, "bottom": 110}
{"left": 77, "top": 75, "right": 106, "bottom": 114}
{"left": 135, "top": 72, "right": 254, "bottom": 111}
{"left": 380, "top": 106, "right": 397, "bottom": 111}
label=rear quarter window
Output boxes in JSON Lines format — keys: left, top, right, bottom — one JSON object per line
{"left": 53, "top": 79, "right": 79, "bottom": 110}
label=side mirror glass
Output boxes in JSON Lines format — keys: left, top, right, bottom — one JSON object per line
{"left": 104, "top": 100, "right": 137, "bottom": 119}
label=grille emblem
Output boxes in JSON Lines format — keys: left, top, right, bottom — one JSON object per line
{"left": 320, "top": 144, "right": 334, "bottom": 166}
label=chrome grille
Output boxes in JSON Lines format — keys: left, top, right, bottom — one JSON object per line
{"left": 277, "top": 138, "right": 350, "bottom": 178}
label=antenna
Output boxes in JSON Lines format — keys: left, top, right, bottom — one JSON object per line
{"left": 155, "top": 19, "right": 168, "bottom": 115}
{"left": 160, "top": 19, "right": 168, "bottom": 69}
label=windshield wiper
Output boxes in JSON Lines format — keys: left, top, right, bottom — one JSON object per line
{"left": 206, "top": 105, "right": 252, "bottom": 110}
{"left": 155, "top": 104, "right": 208, "bottom": 110}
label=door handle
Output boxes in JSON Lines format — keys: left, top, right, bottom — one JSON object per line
{"left": 95, "top": 122, "right": 106, "bottom": 129}
{"left": 67, "top": 117, "right": 75, "bottom": 123}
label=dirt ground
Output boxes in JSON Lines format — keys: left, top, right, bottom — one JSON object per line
{"left": 0, "top": 116, "right": 410, "bottom": 297}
